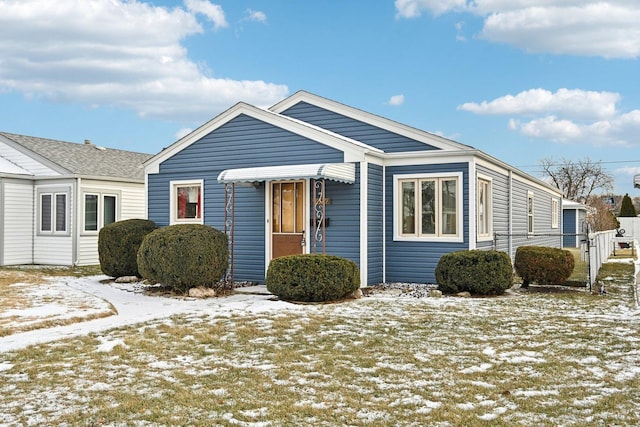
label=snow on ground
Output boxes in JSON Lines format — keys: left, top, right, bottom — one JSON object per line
{"left": 0, "top": 275, "right": 297, "bottom": 352}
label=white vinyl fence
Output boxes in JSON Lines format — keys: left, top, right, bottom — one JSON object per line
{"left": 588, "top": 230, "right": 616, "bottom": 287}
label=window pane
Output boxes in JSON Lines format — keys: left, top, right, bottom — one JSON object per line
{"left": 281, "top": 183, "right": 295, "bottom": 233}
{"left": 441, "top": 179, "right": 457, "bottom": 235}
{"left": 85, "top": 194, "right": 98, "bottom": 231}
{"left": 421, "top": 180, "right": 436, "bottom": 235}
{"left": 272, "top": 183, "right": 280, "bottom": 233}
{"left": 56, "top": 194, "right": 66, "bottom": 232}
{"left": 41, "top": 194, "right": 52, "bottom": 232}
{"left": 104, "top": 196, "right": 116, "bottom": 226}
{"left": 295, "top": 182, "right": 304, "bottom": 233}
{"left": 478, "top": 180, "right": 489, "bottom": 235}
{"left": 177, "top": 185, "right": 200, "bottom": 219}
{"left": 401, "top": 181, "right": 416, "bottom": 234}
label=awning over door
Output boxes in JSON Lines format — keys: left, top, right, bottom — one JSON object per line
{"left": 217, "top": 162, "right": 356, "bottom": 184}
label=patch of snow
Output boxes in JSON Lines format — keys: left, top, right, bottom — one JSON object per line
{"left": 460, "top": 363, "right": 493, "bottom": 374}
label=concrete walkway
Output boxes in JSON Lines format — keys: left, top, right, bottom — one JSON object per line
{"left": 0, "top": 280, "right": 287, "bottom": 353}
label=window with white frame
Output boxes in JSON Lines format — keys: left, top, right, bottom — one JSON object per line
{"left": 477, "top": 177, "right": 492, "bottom": 238}
{"left": 527, "top": 191, "right": 534, "bottom": 234}
{"left": 170, "top": 180, "right": 203, "bottom": 224}
{"left": 395, "top": 173, "right": 461, "bottom": 240}
{"left": 39, "top": 191, "right": 68, "bottom": 234}
{"left": 551, "top": 198, "right": 559, "bottom": 229}
{"left": 84, "top": 192, "right": 118, "bottom": 232}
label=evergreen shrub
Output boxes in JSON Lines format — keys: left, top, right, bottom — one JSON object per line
{"left": 514, "top": 246, "right": 575, "bottom": 287}
{"left": 435, "top": 250, "right": 513, "bottom": 295}
{"left": 266, "top": 254, "right": 360, "bottom": 302}
{"left": 98, "top": 218, "right": 158, "bottom": 278}
{"left": 137, "top": 224, "right": 228, "bottom": 293}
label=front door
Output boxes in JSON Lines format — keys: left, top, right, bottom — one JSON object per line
{"left": 271, "top": 181, "right": 305, "bottom": 259}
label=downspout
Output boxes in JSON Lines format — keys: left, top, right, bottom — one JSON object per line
{"left": 382, "top": 165, "right": 386, "bottom": 284}
{"left": 73, "top": 177, "right": 80, "bottom": 266}
{"left": 359, "top": 161, "right": 368, "bottom": 287}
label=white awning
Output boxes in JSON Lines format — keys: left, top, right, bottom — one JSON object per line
{"left": 635, "top": 174, "right": 640, "bottom": 189}
{"left": 217, "top": 163, "right": 355, "bottom": 184}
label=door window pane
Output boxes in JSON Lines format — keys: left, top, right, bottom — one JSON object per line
{"left": 272, "top": 183, "right": 281, "bottom": 233}
{"left": 281, "top": 183, "right": 295, "bottom": 233}
{"left": 295, "top": 182, "right": 304, "bottom": 233}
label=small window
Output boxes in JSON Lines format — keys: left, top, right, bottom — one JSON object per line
{"left": 171, "top": 180, "right": 203, "bottom": 224}
{"left": 551, "top": 198, "right": 559, "bottom": 229}
{"left": 395, "top": 173, "right": 461, "bottom": 240}
{"left": 40, "top": 191, "right": 68, "bottom": 234}
{"left": 477, "top": 177, "right": 492, "bottom": 238}
{"left": 528, "top": 191, "right": 535, "bottom": 234}
{"left": 83, "top": 192, "right": 119, "bottom": 232}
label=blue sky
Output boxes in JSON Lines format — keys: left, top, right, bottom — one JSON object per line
{"left": 1, "top": 0, "right": 639, "bottom": 196}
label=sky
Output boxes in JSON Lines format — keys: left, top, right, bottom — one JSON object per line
{"left": 1, "top": 0, "right": 639, "bottom": 196}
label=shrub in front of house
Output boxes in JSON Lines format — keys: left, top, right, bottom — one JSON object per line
{"left": 514, "top": 246, "right": 575, "bottom": 287}
{"left": 98, "top": 218, "right": 158, "bottom": 278}
{"left": 266, "top": 254, "right": 360, "bottom": 302}
{"left": 137, "top": 224, "right": 229, "bottom": 293}
{"left": 435, "top": 250, "right": 513, "bottom": 295}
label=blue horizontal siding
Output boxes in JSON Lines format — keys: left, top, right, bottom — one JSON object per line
{"left": 368, "top": 164, "right": 384, "bottom": 284}
{"left": 281, "top": 102, "right": 438, "bottom": 153}
{"left": 384, "top": 163, "right": 469, "bottom": 284}
{"left": 148, "top": 114, "right": 346, "bottom": 283}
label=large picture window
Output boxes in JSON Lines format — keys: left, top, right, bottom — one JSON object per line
{"left": 84, "top": 192, "right": 118, "bottom": 232}
{"left": 39, "top": 191, "right": 68, "bottom": 234}
{"left": 395, "top": 173, "right": 462, "bottom": 240}
{"left": 171, "top": 180, "right": 203, "bottom": 224}
{"left": 477, "top": 177, "right": 492, "bottom": 239}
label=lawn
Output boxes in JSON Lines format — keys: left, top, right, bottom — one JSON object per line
{"left": 0, "top": 262, "right": 639, "bottom": 426}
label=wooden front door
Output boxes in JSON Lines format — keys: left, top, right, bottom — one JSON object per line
{"left": 271, "top": 181, "right": 305, "bottom": 259}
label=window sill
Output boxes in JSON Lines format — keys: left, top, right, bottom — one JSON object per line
{"left": 393, "top": 235, "right": 464, "bottom": 243}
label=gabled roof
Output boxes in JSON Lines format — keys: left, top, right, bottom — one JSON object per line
{"left": 0, "top": 132, "right": 152, "bottom": 181}
{"left": 145, "top": 102, "right": 384, "bottom": 173}
{"left": 270, "top": 90, "right": 475, "bottom": 152}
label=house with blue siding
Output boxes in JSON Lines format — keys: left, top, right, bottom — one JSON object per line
{"left": 144, "top": 91, "right": 563, "bottom": 286}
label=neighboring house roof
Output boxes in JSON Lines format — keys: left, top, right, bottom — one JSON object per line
{"left": 0, "top": 132, "right": 152, "bottom": 181}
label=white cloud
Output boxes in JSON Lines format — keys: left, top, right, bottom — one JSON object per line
{"left": 388, "top": 94, "right": 405, "bottom": 106}
{"left": 184, "top": 0, "right": 228, "bottom": 30}
{"left": 395, "top": 1, "right": 640, "bottom": 59}
{"left": 245, "top": 9, "right": 267, "bottom": 23}
{"left": 462, "top": 88, "right": 640, "bottom": 146}
{"left": 459, "top": 88, "right": 620, "bottom": 120}
{"left": 0, "top": 0, "right": 288, "bottom": 122}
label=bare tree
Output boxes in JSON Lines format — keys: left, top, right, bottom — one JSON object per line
{"left": 585, "top": 195, "right": 619, "bottom": 232}
{"left": 539, "top": 157, "right": 614, "bottom": 202}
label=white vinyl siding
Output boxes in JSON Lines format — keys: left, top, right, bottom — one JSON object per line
{"left": 77, "top": 181, "right": 146, "bottom": 266}
{"left": 2, "top": 180, "right": 34, "bottom": 265}
{"left": 33, "top": 183, "right": 74, "bottom": 265}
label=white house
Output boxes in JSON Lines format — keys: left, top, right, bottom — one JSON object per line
{"left": 0, "top": 132, "right": 152, "bottom": 266}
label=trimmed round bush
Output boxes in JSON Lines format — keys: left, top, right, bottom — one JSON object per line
{"left": 435, "top": 250, "right": 513, "bottom": 295}
{"left": 98, "top": 218, "right": 158, "bottom": 278}
{"left": 137, "top": 224, "right": 229, "bottom": 293}
{"left": 514, "top": 246, "right": 575, "bottom": 287}
{"left": 266, "top": 254, "right": 360, "bottom": 302}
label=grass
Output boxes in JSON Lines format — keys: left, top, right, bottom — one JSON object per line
{"left": 1, "top": 261, "right": 640, "bottom": 425}
{"left": 0, "top": 265, "right": 113, "bottom": 336}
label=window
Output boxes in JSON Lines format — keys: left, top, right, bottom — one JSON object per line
{"left": 40, "top": 191, "right": 68, "bottom": 234}
{"left": 84, "top": 192, "right": 118, "bottom": 232}
{"left": 395, "top": 173, "right": 461, "bottom": 240}
{"left": 477, "top": 177, "right": 492, "bottom": 238}
{"left": 551, "top": 198, "right": 559, "bottom": 229}
{"left": 528, "top": 191, "right": 534, "bottom": 234}
{"left": 171, "top": 180, "right": 203, "bottom": 224}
